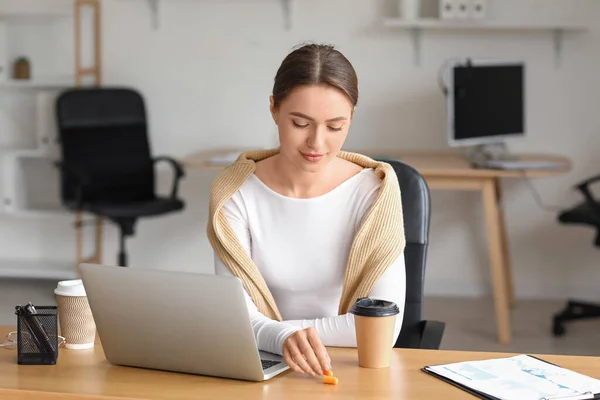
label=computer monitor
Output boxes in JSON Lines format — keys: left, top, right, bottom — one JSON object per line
{"left": 447, "top": 59, "right": 525, "bottom": 147}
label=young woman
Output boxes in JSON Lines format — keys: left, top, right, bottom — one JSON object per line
{"left": 207, "top": 43, "right": 406, "bottom": 378}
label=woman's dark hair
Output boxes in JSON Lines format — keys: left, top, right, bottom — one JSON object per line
{"left": 272, "top": 43, "right": 358, "bottom": 109}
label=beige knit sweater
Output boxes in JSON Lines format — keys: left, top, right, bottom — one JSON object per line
{"left": 206, "top": 148, "right": 405, "bottom": 321}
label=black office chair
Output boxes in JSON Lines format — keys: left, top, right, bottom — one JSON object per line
{"left": 552, "top": 174, "right": 600, "bottom": 336}
{"left": 55, "top": 87, "right": 186, "bottom": 267}
{"left": 378, "top": 159, "right": 446, "bottom": 349}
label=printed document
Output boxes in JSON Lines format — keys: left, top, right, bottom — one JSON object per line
{"left": 425, "top": 354, "right": 600, "bottom": 400}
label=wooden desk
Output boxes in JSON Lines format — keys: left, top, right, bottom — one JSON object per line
{"left": 2, "top": 326, "right": 599, "bottom": 400}
{"left": 182, "top": 149, "right": 572, "bottom": 345}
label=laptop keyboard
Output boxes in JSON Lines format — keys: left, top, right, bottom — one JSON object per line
{"left": 261, "top": 359, "right": 281, "bottom": 370}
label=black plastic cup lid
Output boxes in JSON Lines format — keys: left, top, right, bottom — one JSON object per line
{"left": 350, "top": 298, "right": 400, "bottom": 317}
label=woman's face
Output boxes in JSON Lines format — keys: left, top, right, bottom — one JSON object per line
{"left": 270, "top": 84, "right": 354, "bottom": 173}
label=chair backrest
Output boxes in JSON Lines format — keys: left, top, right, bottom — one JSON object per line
{"left": 55, "top": 88, "right": 155, "bottom": 204}
{"left": 382, "top": 160, "right": 431, "bottom": 348}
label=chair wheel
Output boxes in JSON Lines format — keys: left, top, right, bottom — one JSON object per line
{"left": 552, "top": 319, "right": 565, "bottom": 337}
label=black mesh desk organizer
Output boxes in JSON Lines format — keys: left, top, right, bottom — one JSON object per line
{"left": 15, "top": 305, "right": 58, "bottom": 365}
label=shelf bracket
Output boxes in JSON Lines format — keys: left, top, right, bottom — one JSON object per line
{"left": 148, "top": 0, "right": 159, "bottom": 30}
{"left": 553, "top": 29, "right": 563, "bottom": 68}
{"left": 281, "top": 0, "right": 292, "bottom": 30}
{"left": 411, "top": 28, "right": 422, "bottom": 67}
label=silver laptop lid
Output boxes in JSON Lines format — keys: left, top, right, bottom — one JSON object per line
{"left": 78, "top": 263, "right": 267, "bottom": 381}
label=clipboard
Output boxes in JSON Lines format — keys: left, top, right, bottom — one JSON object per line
{"left": 422, "top": 355, "right": 600, "bottom": 400}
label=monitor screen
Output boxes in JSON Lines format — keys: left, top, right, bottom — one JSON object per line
{"left": 449, "top": 61, "right": 525, "bottom": 146}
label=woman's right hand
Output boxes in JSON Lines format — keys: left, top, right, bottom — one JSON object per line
{"left": 282, "top": 327, "right": 331, "bottom": 376}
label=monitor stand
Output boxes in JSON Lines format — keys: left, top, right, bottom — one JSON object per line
{"left": 463, "top": 143, "right": 518, "bottom": 169}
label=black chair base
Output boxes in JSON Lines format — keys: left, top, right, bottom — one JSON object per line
{"left": 552, "top": 300, "right": 600, "bottom": 337}
{"left": 118, "top": 221, "right": 132, "bottom": 267}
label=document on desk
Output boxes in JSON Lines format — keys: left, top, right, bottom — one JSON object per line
{"left": 423, "top": 354, "right": 600, "bottom": 400}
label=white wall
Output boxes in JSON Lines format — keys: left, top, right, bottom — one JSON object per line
{"left": 2, "top": 0, "right": 600, "bottom": 301}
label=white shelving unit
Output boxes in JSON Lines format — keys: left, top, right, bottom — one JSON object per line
{"left": 0, "top": 87, "right": 68, "bottom": 217}
{"left": 2, "top": 149, "right": 69, "bottom": 219}
{"left": 0, "top": 0, "right": 101, "bottom": 280}
{"left": 383, "top": 18, "right": 589, "bottom": 67}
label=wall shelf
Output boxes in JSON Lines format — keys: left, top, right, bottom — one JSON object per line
{"left": 383, "top": 18, "right": 589, "bottom": 31}
{"left": 144, "top": 0, "right": 293, "bottom": 30}
{"left": 383, "top": 18, "right": 589, "bottom": 67}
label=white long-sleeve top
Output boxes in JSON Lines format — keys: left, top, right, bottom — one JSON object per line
{"left": 213, "top": 168, "right": 406, "bottom": 356}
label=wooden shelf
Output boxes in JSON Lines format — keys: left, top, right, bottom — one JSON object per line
{"left": 382, "top": 18, "right": 589, "bottom": 67}
{"left": 0, "top": 259, "right": 77, "bottom": 280}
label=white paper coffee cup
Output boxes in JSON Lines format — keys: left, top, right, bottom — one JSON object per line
{"left": 55, "top": 279, "right": 87, "bottom": 297}
{"left": 55, "top": 279, "right": 96, "bottom": 350}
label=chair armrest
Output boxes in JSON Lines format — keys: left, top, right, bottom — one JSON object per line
{"left": 575, "top": 174, "right": 600, "bottom": 190}
{"left": 574, "top": 174, "right": 600, "bottom": 216}
{"left": 418, "top": 320, "right": 445, "bottom": 350}
{"left": 153, "top": 156, "right": 185, "bottom": 198}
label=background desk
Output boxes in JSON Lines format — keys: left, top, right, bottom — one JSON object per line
{"left": 1, "top": 326, "right": 598, "bottom": 400}
{"left": 183, "top": 148, "right": 572, "bottom": 344}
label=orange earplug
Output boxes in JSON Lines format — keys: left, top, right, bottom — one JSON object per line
{"left": 323, "top": 375, "right": 338, "bottom": 385}
{"left": 323, "top": 370, "right": 333, "bottom": 377}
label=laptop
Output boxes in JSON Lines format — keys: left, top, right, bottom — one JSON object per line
{"left": 78, "top": 263, "right": 289, "bottom": 381}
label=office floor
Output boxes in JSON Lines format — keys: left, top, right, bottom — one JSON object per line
{"left": 423, "top": 297, "right": 600, "bottom": 357}
{"left": 1, "top": 279, "right": 599, "bottom": 357}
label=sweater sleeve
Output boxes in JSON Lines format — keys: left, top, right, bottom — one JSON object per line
{"left": 213, "top": 193, "right": 301, "bottom": 356}
{"left": 282, "top": 174, "right": 406, "bottom": 348}
{"left": 282, "top": 252, "right": 405, "bottom": 348}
